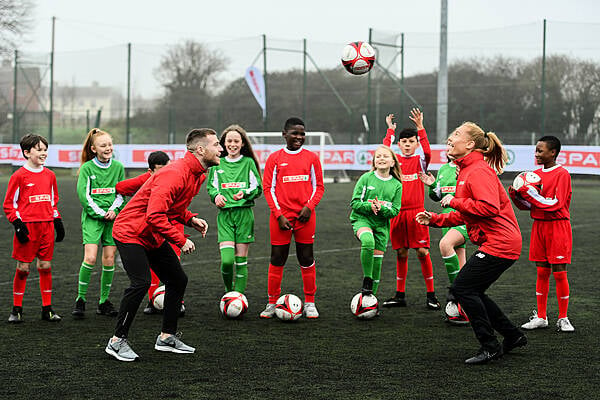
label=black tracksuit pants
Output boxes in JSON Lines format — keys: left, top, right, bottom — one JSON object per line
{"left": 114, "top": 239, "right": 187, "bottom": 338}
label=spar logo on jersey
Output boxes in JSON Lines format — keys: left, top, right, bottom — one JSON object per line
{"left": 441, "top": 186, "right": 455, "bottom": 193}
{"left": 91, "top": 188, "right": 116, "bottom": 195}
{"left": 401, "top": 173, "right": 418, "bottom": 182}
{"left": 282, "top": 175, "right": 309, "bottom": 183}
{"left": 221, "top": 182, "right": 247, "bottom": 189}
{"left": 29, "top": 194, "right": 51, "bottom": 203}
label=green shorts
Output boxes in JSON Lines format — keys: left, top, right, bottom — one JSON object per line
{"left": 217, "top": 207, "right": 255, "bottom": 243}
{"left": 351, "top": 218, "right": 390, "bottom": 252}
{"left": 81, "top": 212, "right": 116, "bottom": 246}
{"left": 442, "top": 225, "right": 468, "bottom": 249}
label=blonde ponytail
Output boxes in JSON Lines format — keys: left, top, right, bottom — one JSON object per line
{"left": 460, "top": 122, "right": 507, "bottom": 174}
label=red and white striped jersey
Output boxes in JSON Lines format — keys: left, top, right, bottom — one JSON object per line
{"left": 3, "top": 165, "right": 60, "bottom": 223}
{"left": 262, "top": 147, "right": 324, "bottom": 219}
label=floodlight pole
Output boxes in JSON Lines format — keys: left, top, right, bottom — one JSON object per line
{"left": 126, "top": 43, "right": 131, "bottom": 145}
{"left": 541, "top": 19, "right": 547, "bottom": 136}
{"left": 12, "top": 50, "right": 18, "bottom": 144}
{"left": 367, "top": 28, "right": 373, "bottom": 143}
{"left": 262, "top": 34, "right": 268, "bottom": 132}
{"left": 49, "top": 16, "right": 55, "bottom": 143}
{"left": 436, "top": 0, "right": 448, "bottom": 144}
{"left": 303, "top": 38, "right": 307, "bottom": 121}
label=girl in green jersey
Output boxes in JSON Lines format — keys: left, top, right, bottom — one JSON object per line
{"left": 73, "top": 128, "right": 125, "bottom": 318}
{"left": 350, "top": 146, "right": 403, "bottom": 296}
{"left": 207, "top": 125, "right": 262, "bottom": 294}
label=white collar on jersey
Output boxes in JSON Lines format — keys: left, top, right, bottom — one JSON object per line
{"left": 541, "top": 164, "right": 562, "bottom": 172}
{"left": 374, "top": 171, "right": 393, "bottom": 181}
{"left": 283, "top": 147, "right": 303, "bottom": 155}
{"left": 23, "top": 164, "right": 44, "bottom": 173}
{"left": 225, "top": 154, "right": 243, "bottom": 163}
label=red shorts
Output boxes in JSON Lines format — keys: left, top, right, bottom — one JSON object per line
{"left": 12, "top": 221, "right": 55, "bottom": 263}
{"left": 529, "top": 219, "right": 572, "bottom": 264}
{"left": 269, "top": 212, "right": 316, "bottom": 245}
{"left": 390, "top": 208, "right": 430, "bottom": 250}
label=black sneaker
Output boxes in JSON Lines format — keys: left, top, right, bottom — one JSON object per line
{"left": 72, "top": 298, "right": 86, "bottom": 318}
{"left": 426, "top": 293, "right": 441, "bottom": 310}
{"left": 8, "top": 306, "right": 23, "bottom": 323}
{"left": 143, "top": 301, "right": 159, "bottom": 315}
{"left": 97, "top": 300, "right": 118, "bottom": 317}
{"left": 502, "top": 334, "right": 527, "bottom": 353}
{"left": 41, "top": 305, "right": 62, "bottom": 322}
{"left": 464, "top": 348, "right": 503, "bottom": 365}
{"left": 382, "top": 293, "right": 407, "bottom": 308}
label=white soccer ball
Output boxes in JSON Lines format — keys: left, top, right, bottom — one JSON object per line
{"left": 220, "top": 291, "right": 249, "bottom": 319}
{"left": 275, "top": 294, "right": 303, "bottom": 321}
{"left": 341, "top": 41, "right": 376, "bottom": 75}
{"left": 512, "top": 171, "right": 542, "bottom": 191}
{"left": 152, "top": 285, "right": 166, "bottom": 310}
{"left": 445, "top": 301, "right": 460, "bottom": 318}
{"left": 350, "top": 293, "right": 379, "bottom": 319}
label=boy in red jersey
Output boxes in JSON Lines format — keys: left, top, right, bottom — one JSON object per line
{"left": 509, "top": 136, "right": 574, "bottom": 332}
{"left": 381, "top": 109, "right": 440, "bottom": 310}
{"left": 260, "top": 117, "right": 325, "bottom": 319}
{"left": 3, "top": 134, "right": 64, "bottom": 323}
{"left": 116, "top": 151, "right": 186, "bottom": 316}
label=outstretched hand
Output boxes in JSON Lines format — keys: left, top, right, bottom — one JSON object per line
{"left": 419, "top": 172, "right": 435, "bottom": 186}
{"left": 190, "top": 217, "right": 208, "bottom": 237}
{"left": 440, "top": 194, "right": 454, "bottom": 208}
{"left": 409, "top": 108, "right": 424, "bottom": 130}
{"left": 385, "top": 114, "right": 396, "bottom": 130}
{"left": 415, "top": 211, "right": 432, "bottom": 225}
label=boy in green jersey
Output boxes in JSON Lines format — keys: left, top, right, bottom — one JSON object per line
{"left": 73, "top": 128, "right": 125, "bottom": 318}
{"left": 207, "top": 125, "right": 262, "bottom": 294}
{"left": 350, "top": 146, "right": 403, "bottom": 297}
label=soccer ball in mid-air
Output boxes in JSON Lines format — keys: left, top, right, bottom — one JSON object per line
{"left": 275, "top": 294, "right": 303, "bottom": 321}
{"left": 341, "top": 41, "right": 376, "bottom": 75}
{"left": 153, "top": 285, "right": 166, "bottom": 310}
{"left": 512, "top": 171, "right": 542, "bottom": 192}
{"left": 350, "top": 293, "right": 379, "bottom": 319}
{"left": 220, "top": 291, "right": 249, "bottom": 319}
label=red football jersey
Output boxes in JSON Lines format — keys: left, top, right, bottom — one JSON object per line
{"left": 262, "top": 147, "right": 324, "bottom": 219}
{"left": 3, "top": 165, "right": 60, "bottom": 223}
{"left": 520, "top": 165, "right": 571, "bottom": 221}
{"left": 384, "top": 128, "right": 431, "bottom": 210}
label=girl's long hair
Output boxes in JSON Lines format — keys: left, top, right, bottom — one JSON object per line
{"left": 460, "top": 122, "right": 507, "bottom": 174}
{"left": 220, "top": 124, "right": 260, "bottom": 170}
{"left": 81, "top": 128, "right": 111, "bottom": 165}
{"left": 371, "top": 145, "right": 402, "bottom": 181}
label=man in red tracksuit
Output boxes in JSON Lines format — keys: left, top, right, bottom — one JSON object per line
{"left": 105, "top": 128, "right": 222, "bottom": 362}
{"left": 417, "top": 122, "right": 526, "bottom": 365}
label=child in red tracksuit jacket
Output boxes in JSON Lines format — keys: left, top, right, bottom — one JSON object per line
{"left": 416, "top": 122, "right": 526, "bottom": 365}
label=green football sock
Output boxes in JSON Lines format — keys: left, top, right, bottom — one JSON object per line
{"left": 233, "top": 256, "right": 248, "bottom": 294}
{"left": 77, "top": 262, "right": 94, "bottom": 302}
{"left": 220, "top": 246, "right": 235, "bottom": 292}
{"left": 99, "top": 265, "right": 115, "bottom": 304}
{"left": 372, "top": 254, "right": 383, "bottom": 295}
{"left": 359, "top": 231, "right": 375, "bottom": 279}
{"left": 443, "top": 253, "right": 461, "bottom": 284}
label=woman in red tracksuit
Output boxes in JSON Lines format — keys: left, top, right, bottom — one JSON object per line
{"left": 416, "top": 122, "right": 526, "bottom": 365}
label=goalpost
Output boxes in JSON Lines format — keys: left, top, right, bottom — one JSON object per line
{"left": 247, "top": 131, "right": 350, "bottom": 183}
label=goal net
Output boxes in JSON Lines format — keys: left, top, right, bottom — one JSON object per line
{"left": 247, "top": 131, "right": 350, "bottom": 183}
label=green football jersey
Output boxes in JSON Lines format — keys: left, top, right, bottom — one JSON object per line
{"left": 207, "top": 155, "right": 262, "bottom": 209}
{"left": 428, "top": 161, "right": 458, "bottom": 213}
{"left": 77, "top": 158, "right": 125, "bottom": 219}
{"left": 349, "top": 170, "right": 403, "bottom": 228}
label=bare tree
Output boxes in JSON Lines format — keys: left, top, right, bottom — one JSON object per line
{"left": 0, "top": 0, "right": 34, "bottom": 56}
{"left": 154, "top": 40, "right": 229, "bottom": 93}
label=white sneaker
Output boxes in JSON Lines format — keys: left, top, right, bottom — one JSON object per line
{"left": 556, "top": 317, "right": 575, "bottom": 332}
{"left": 260, "top": 303, "right": 276, "bottom": 319}
{"left": 303, "top": 302, "right": 319, "bottom": 319}
{"left": 521, "top": 310, "right": 548, "bottom": 330}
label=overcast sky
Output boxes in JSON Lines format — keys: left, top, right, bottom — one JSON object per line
{"left": 19, "top": 0, "right": 600, "bottom": 97}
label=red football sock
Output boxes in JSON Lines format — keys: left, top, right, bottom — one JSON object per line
{"left": 148, "top": 268, "right": 160, "bottom": 299}
{"left": 418, "top": 254, "right": 435, "bottom": 292}
{"left": 300, "top": 261, "right": 317, "bottom": 303}
{"left": 13, "top": 269, "right": 29, "bottom": 307}
{"left": 553, "top": 271, "right": 570, "bottom": 319}
{"left": 535, "top": 267, "right": 551, "bottom": 319}
{"left": 38, "top": 267, "right": 53, "bottom": 307}
{"left": 395, "top": 255, "right": 408, "bottom": 292}
{"left": 267, "top": 264, "right": 284, "bottom": 304}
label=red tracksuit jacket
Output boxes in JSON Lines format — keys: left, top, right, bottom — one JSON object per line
{"left": 112, "top": 152, "right": 205, "bottom": 249}
{"left": 429, "top": 151, "right": 522, "bottom": 260}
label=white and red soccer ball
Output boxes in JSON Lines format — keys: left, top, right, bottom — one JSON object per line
{"left": 512, "top": 171, "right": 542, "bottom": 192}
{"left": 220, "top": 291, "right": 249, "bottom": 319}
{"left": 275, "top": 294, "right": 303, "bottom": 321}
{"left": 341, "top": 41, "right": 376, "bottom": 75}
{"left": 350, "top": 293, "right": 379, "bottom": 319}
{"left": 152, "top": 285, "right": 166, "bottom": 310}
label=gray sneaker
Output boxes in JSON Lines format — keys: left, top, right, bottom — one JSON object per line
{"left": 260, "top": 303, "right": 276, "bottom": 319}
{"left": 105, "top": 338, "right": 139, "bottom": 362}
{"left": 154, "top": 334, "right": 195, "bottom": 354}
